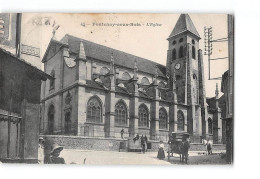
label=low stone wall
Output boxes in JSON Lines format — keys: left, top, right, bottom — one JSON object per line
{"left": 42, "top": 135, "right": 127, "bottom": 151}
{"left": 189, "top": 143, "right": 226, "bottom": 151}
{"left": 41, "top": 135, "right": 226, "bottom": 152}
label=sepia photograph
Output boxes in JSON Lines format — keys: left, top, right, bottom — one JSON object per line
{"left": 0, "top": 13, "right": 234, "bottom": 165}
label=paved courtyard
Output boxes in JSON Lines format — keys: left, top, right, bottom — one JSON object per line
{"left": 59, "top": 149, "right": 227, "bottom": 165}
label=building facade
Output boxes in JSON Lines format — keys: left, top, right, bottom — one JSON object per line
{"left": 40, "top": 14, "right": 224, "bottom": 143}
{"left": 0, "top": 47, "right": 51, "bottom": 163}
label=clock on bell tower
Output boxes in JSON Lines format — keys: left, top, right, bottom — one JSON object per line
{"left": 166, "top": 14, "right": 208, "bottom": 142}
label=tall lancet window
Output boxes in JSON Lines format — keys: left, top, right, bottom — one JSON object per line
{"left": 192, "top": 46, "right": 196, "bottom": 59}
{"left": 138, "top": 104, "right": 149, "bottom": 128}
{"left": 87, "top": 96, "right": 102, "bottom": 123}
{"left": 159, "top": 108, "right": 167, "bottom": 129}
{"left": 48, "top": 104, "right": 55, "bottom": 134}
{"left": 179, "top": 46, "right": 184, "bottom": 58}
{"left": 177, "top": 110, "right": 185, "bottom": 131}
{"left": 172, "top": 49, "right": 176, "bottom": 61}
{"left": 50, "top": 70, "right": 55, "bottom": 90}
{"left": 208, "top": 118, "right": 213, "bottom": 134}
{"left": 115, "top": 100, "right": 127, "bottom": 126}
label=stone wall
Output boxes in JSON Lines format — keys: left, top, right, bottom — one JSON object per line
{"left": 42, "top": 135, "right": 226, "bottom": 152}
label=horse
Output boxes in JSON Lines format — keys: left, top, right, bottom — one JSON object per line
{"left": 202, "top": 139, "right": 213, "bottom": 155}
{"left": 168, "top": 138, "right": 190, "bottom": 164}
{"left": 179, "top": 139, "right": 190, "bottom": 164}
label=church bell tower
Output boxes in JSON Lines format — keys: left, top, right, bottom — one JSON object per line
{"left": 166, "top": 14, "right": 207, "bottom": 142}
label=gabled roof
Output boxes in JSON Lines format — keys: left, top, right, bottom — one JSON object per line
{"left": 60, "top": 34, "right": 167, "bottom": 78}
{"left": 168, "top": 14, "right": 200, "bottom": 39}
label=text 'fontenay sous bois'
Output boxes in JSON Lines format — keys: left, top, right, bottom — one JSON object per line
{"left": 91, "top": 22, "right": 162, "bottom": 27}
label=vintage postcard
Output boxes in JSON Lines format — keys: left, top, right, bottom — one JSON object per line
{"left": 0, "top": 13, "right": 234, "bottom": 165}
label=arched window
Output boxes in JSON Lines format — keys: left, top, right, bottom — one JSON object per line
{"left": 141, "top": 77, "right": 150, "bottom": 85}
{"left": 172, "top": 49, "right": 176, "bottom": 61}
{"left": 100, "top": 67, "right": 109, "bottom": 75}
{"left": 192, "top": 46, "right": 196, "bottom": 59}
{"left": 87, "top": 96, "right": 102, "bottom": 123}
{"left": 138, "top": 104, "right": 149, "bottom": 128}
{"left": 208, "top": 118, "right": 213, "bottom": 134}
{"left": 48, "top": 104, "right": 55, "bottom": 134}
{"left": 177, "top": 110, "right": 184, "bottom": 131}
{"left": 122, "top": 72, "right": 131, "bottom": 80}
{"left": 179, "top": 46, "right": 184, "bottom": 58}
{"left": 115, "top": 100, "right": 127, "bottom": 126}
{"left": 159, "top": 108, "right": 167, "bottom": 129}
{"left": 50, "top": 70, "right": 55, "bottom": 90}
{"left": 158, "top": 81, "right": 166, "bottom": 88}
{"left": 65, "top": 112, "right": 71, "bottom": 135}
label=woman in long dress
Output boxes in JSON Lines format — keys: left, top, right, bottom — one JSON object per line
{"left": 157, "top": 141, "right": 165, "bottom": 160}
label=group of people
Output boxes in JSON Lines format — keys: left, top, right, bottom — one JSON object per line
{"left": 38, "top": 137, "right": 65, "bottom": 164}
{"left": 133, "top": 133, "right": 148, "bottom": 153}
{"left": 132, "top": 133, "right": 166, "bottom": 160}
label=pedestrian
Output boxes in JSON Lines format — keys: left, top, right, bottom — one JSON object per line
{"left": 43, "top": 138, "right": 53, "bottom": 164}
{"left": 47, "top": 143, "right": 65, "bottom": 164}
{"left": 133, "top": 133, "right": 139, "bottom": 143}
{"left": 120, "top": 128, "right": 124, "bottom": 139}
{"left": 141, "top": 135, "right": 145, "bottom": 153}
{"left": 157, "top": 141, "right": 165, "bottom": 160}
{"left": 144, "top": 135, "right": 148, "bottom": 152}
{"left": 38, "top": 137, "right": 45, "bottom": 164}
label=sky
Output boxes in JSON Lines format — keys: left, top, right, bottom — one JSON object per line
{"left": 21, "top": 13, "right": 228, "bottom": 97}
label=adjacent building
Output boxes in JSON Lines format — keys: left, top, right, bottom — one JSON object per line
{"left": 0, "top": 47, "right": 51, "bottom": 163}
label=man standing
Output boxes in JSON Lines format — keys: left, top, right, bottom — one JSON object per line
{"left": 120, "top": 128, "right": 124, "bottom": 139}
{"left": 38, "top": 137, "right": 45, "bottom": 164}
{"left": 141, "top": 135, "right": 146, "bottom": 154}
{"left": 144, "top": 135, "right": 148, "bottom": 152}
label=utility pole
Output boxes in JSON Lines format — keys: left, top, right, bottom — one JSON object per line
{"left": 7, "top": 76, "right": 14, "bottom": 158}
{"left": 204, "top": 26, "right": 229, "bottom": 80}
{"left": 15, "top": 13, "right": 22, "bottom": 58}
{"left": 204, "top": 26, "right": 212, "bottom": 80}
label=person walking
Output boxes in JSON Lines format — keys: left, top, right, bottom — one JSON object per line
{"left": 141, "top": 135, "right": 146, "bottom": 154}
{"left": 157, "top": 141, "right": 165, "bottom": 160}
{"left": 144, "top": 135, "right": 148, "bottom": 152}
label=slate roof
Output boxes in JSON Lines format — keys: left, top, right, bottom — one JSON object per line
{"left": 60, "top": 34, "right": 167, "bottom": 78}
{"left": 86, "top": 80, "right": 105, "bottom": 90}
{"left": 206, "top": 94, "right": 224, "bottom": 109}
{"left": 168, "top": 14, "right": 200, "bottom": 39}
{"left": 206, "top": 97, "right": 216, "bottom": 109}
{"left": 115, "top": 86, "right": 129, "bottom": 95}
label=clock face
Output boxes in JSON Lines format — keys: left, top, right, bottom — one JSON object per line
{"left": 175, "top": 63, "right": 181, "bottom": 70}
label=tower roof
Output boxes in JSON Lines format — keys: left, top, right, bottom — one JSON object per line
{"left": 169, "top": 14, "right": 200, "bottom": 39}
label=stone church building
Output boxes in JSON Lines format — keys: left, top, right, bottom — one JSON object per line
{"left": 40, "top": 14, "right": 223, "bottom": 143}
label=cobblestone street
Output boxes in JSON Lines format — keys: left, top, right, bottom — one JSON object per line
{"left": 60, "top": 149, "right": 227, "bottom": 165}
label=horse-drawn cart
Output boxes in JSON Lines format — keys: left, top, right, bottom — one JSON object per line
{"left": 167, "top": 132, "right": 190, "bottom": 163}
